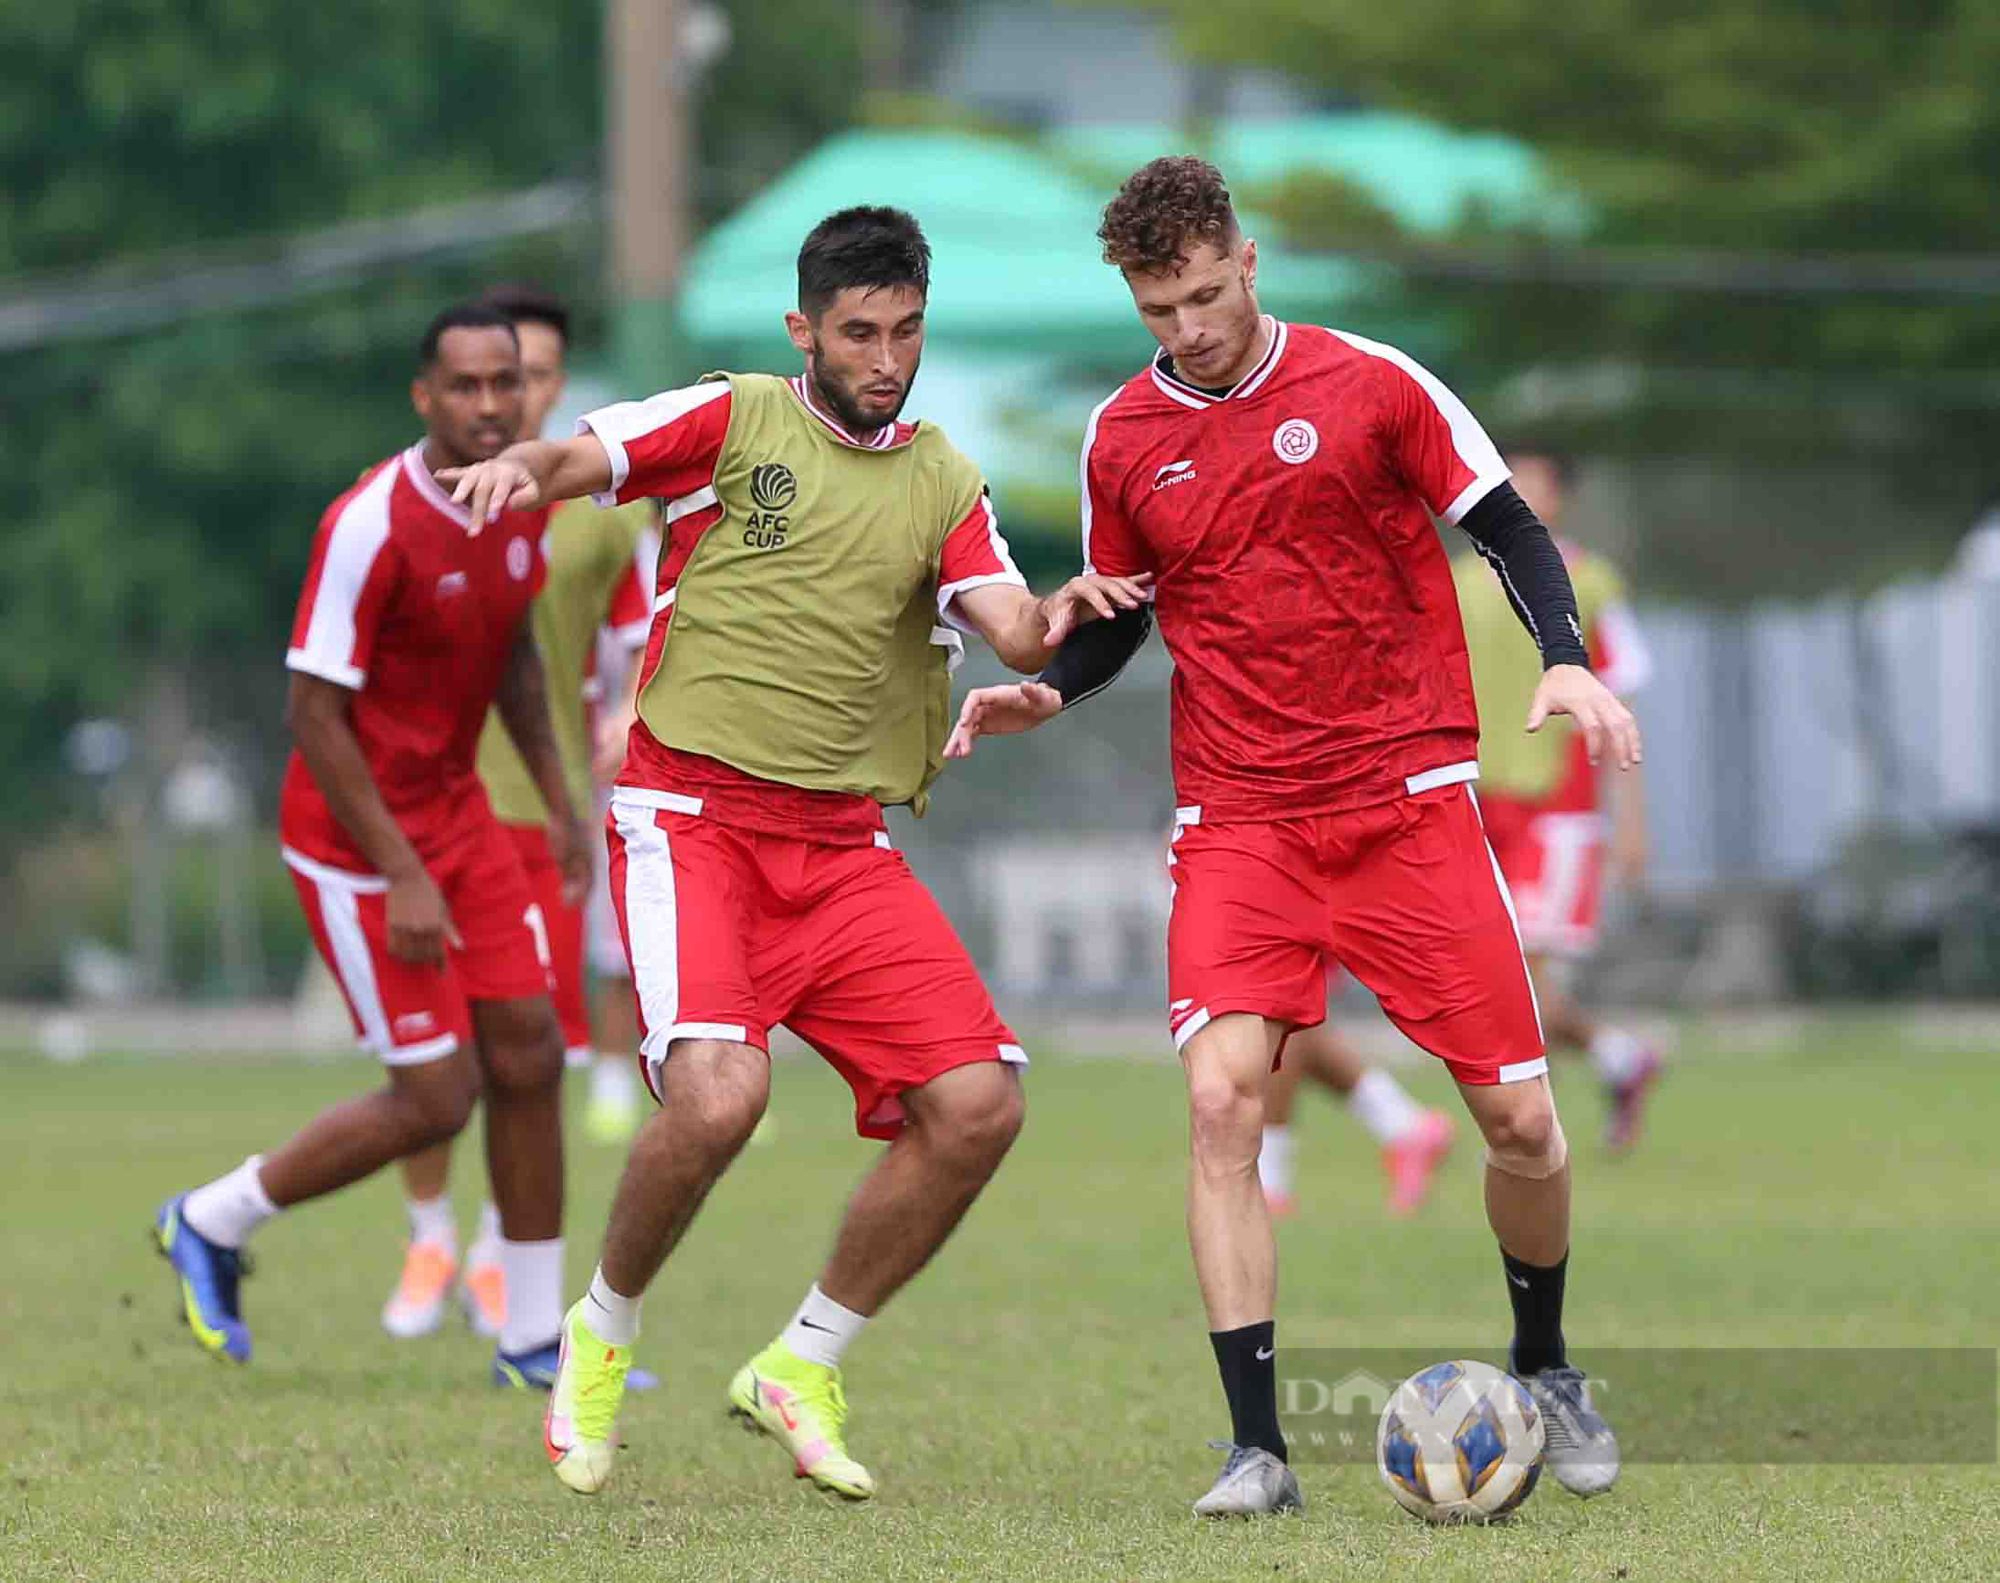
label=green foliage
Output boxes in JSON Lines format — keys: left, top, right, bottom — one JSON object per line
{"left": 1127, "top": 0, "right": 2000, "bottom": 562}
{"left": 0, "top": 1, "right": 871, "bottom": 839}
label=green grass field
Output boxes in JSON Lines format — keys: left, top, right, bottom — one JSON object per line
{"left": 4, "top": 1029, "right": 1996, "bottom": 1581}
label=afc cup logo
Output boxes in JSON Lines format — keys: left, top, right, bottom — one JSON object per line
{"left": 749, "top": 462, "right": 798, "bottom": 513}
{"left": 505, "top": 536, "right": 533, "bottom": 581}
{"left": 1272, "top": 418, "right": 1319, "bottom": 466}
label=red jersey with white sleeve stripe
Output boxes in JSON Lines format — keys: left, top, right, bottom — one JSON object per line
{"left": 1081, "top": 318, "right": 1511, "bottom": 822}
{"left": 575, "top": 374, "right": 1025, "bottom": 840}
{"left": 280, "top": 443, "right": 549, "bottom": 871}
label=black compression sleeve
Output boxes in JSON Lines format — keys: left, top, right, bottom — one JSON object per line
{"left": 1456, "top": 483, "right": 1592, "bottom": 669}
{"left": 1038, "top": 603, "right": 1152, "bottom": 708}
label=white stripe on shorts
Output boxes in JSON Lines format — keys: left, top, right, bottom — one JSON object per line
{"left": 611, "top": 798, "right": 681, "bottom": 1063}
{"left": 1469, "top": 788, "right": 1545, "bottom": 1043}
{"left": 313, "top": 877, "right": 393, "bottom": 1054}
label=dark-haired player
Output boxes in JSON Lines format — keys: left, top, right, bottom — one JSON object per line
{"left": 154, "top": 305, "right": 583, "bottom": 1386}
{"left": 948, "top": 159, "right": 1639, "bottom": 1515}
{"left": 444, "top": 206, "right": 1147, "bottom": 1498}
{"left": 379, "top": 284, "right": 660, "bottom": 1345}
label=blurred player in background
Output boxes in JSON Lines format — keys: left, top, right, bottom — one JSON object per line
{"left": 1256, "top": 986, "right": 1456, "bottom": 1218}
{"left": 443, "top": 207, "right": 1146, "bottom": 1500}
{"left": 948, "top": 158, "right": 1639, "bottom": 1516}
{"left": 1455, "top": 449, "right": 1661, "bottom": 1150}
{"left": 154, "top": 305, "right": 582, "bottom": 1386}
{"left": 380, "top": 285, "right": 660, "bottom": 1346}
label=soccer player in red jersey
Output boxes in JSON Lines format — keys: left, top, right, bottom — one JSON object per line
{"left": 153, "top": 305, "right": 586, "bottom": 1387}
{"left": 948, "top": 159, "right": 1641, "bottom": 1514}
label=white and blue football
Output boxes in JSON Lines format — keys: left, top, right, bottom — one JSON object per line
{"left": 1376, "top": 1359, "right": 1546, "bottom": 1524}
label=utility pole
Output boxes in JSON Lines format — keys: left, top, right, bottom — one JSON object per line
{"left": 608, "top": 0, "right": 689, "bottom": 390}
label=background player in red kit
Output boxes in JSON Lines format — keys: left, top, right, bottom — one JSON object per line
{"left": 949, "top": 159, "right": 1641, "bottom": 1516}
{"left": 153, "top": 305, "right": 585, "bottom": 1387}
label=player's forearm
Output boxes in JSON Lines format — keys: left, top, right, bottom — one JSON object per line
{"left": 1457, "top": 484, "right": 1591, "bottom": 669}
{"left": 286, "top": 688, "right": 425, "bottom": 882}
{"left": 497, "top": 633, "right": 578, "bottom": 827}
{"left": 985, "top": 587, "right": 1058, "bottom": 673}
{"left": 499, "top": 436, "right": 613, "bottom": 505}
{"left": 1038, "top": 604, "right": 1152, "bottom": 708}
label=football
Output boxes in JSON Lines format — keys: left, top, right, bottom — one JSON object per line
{"left": 1376, "top": 1359, "right": 1546, "bottom": 1524}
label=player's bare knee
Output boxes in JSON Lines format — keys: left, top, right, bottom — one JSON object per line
{"left": 666, "top": 1041, "right": 769, "bottom": 1152}
{"left": 391, "top": 1064, "right": 478, "bottom": 1149}
{"left": 931, "top": 1071, "right": 1026, "bottom": 1167}
{"left": 474, "top": 999, "right": 565, "bottom": 1097}
{"left": 1185, "top": 1072, "right": 1262, "bottom": 1166}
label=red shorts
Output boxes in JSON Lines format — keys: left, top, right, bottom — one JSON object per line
{"left": 606, "top": 793, "right": 1024, "bottom": 1139}
{"left": 285, "top": 816, "right": 553, "bottom": 1066}
{"left": 504, "top": 822, "right": 591, "bottom": 1060}
{"left": 1165, "top": 783, "right": 1545, "bottom": 1086}
{"left": 1477, "top": 796, "right": 1604, "bottom": 957}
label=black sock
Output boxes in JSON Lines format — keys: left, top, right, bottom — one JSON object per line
{"left": 1210, "top": 1321, "right": 1287, "bottom": 1461}
{"left": 1503, "top": 1250, "right": 1568, "bottom": 1376}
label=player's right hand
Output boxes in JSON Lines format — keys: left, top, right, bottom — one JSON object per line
{"left": 943, "top": 682, "right": 1063, "bottom": 759}
{"left": 386, "top": 870, "right": 459, "bottom": 966}
{"left": 437, "top": 455, "right": 542, "bottom": 533}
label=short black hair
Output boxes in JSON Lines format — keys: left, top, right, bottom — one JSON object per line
{"left": 419, "top": 303, "right": 517, "bottom": 368}
{"left": 797, "top": 206, "right": 931, "bottom": 319}
{"left": 478, "top": 282, "right": 570, "bottom": 346}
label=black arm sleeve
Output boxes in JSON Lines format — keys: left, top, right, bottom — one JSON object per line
{"left": 1456, "top": 483, "right": 1592, "bottom": 669}
{"left": 1037, "top": 603, "right": 1153, "bottom": 709}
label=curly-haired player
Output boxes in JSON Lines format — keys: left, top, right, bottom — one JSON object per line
{"left": 949, "top": 157, "right": 1639, "bottom": 1516}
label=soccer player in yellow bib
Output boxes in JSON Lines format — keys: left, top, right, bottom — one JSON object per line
{"left": 441, "top": 208, "right": 1148, "bottom": 1498}
{"left": 1456, "top": 449, "right": 1661, "bottom": 1150}
{"left": 379, "top": 286, "right": 662, "bottom": 1351}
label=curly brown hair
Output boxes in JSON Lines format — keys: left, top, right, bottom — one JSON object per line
{"left": 1097, "top": 156, "right": 1240, "bottom": 273}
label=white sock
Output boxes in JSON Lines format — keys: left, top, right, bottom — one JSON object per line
{"left": 591, "top": 1057, "right": 638, "bottom": 1107}
{"left": 1590, "top": 1026, "right": 1648, "bottom": 1085}
{"left": 1258, "top": 1125, "right": 1295, "bottom": 1197}
{"left": 181, "top": 1155, "right": 278, "bottom": 1249}
{"left": 583, "top": 1264, "right": 642, "bottom": 1346}
{"left": 1348, "top": 1069, "right": 1423, "bottom": 1144}
{"left": 498, "top": 1237, "right": 565, "bottom": 1355}
{"left": 780, "top": 1283, "right": 868, "bottom": 1369}
{"left": 406, "top": 1194, "right": 456, "bottom": 1254}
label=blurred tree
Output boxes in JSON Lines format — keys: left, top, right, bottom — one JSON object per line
{"left": 0, "top": 0, "right": 869, "bottom": 849}
{"left": 1121, "top": 0, "right": 2000, "bottom": 585}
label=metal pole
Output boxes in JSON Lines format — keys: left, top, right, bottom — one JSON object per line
{"left": 608, "top": 0, "right": 689, "bottom": 392}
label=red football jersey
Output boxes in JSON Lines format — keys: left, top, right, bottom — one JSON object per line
{"left": 280, "top": 445, "right": 549, "bottom": 873}
{"left": 1081, "top": 319, "right": 1512, "bottom": 821}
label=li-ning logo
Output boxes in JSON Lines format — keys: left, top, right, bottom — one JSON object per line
{"left": 744, "top": 462, "right": 796, "bottom": 549}
{"left": 1272, "top": 419, "right": 1319, "bottom": 466}
{"left": 1152, "top": 459, "right": 1199, "bottom": 492}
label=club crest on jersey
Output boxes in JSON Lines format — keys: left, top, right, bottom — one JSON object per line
{"left": 744, "top": 461, "right": 797, "bottom": 549}
{"left": 1152, "top": 459, "right": 1199, "bottom": 492}
{"left": 1272, "top": 418, "right": 1319, "bottom": 466}
{"left": 505, "top": 536, "right": 533, "bottom": 581}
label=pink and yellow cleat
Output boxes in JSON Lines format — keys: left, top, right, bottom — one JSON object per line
{"left": 1382, "top": 1109, "right": 1457, "bottom": 1217}
{"left": 727, "top": 1340, "right": 875, "bottom": 1500}
{"left": 544, "top": 1301, "right": 638, "bottom": 1494}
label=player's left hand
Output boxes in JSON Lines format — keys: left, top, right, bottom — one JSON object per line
{"left": 1526, "top": 664, "right": 1642, "bottom": 770}
{"left": 1037, "top": 573, "right": 1153, "bottom": 646}
{"left": 550, "top": 810, "right": 593, "bottom": 908}
{"left": 944, "top": 682, "right": 1063, "bottom": 759}
{"left": 593, "top": 704, "right": 638, "bottom": 786}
